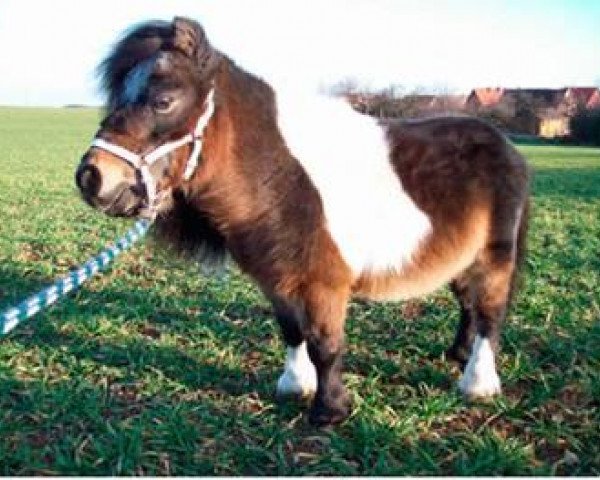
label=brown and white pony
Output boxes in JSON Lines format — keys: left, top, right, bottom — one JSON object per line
{"left": 75, "top": 17, "right": 529, "bottom": 426}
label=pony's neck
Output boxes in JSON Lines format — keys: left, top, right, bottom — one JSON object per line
{"left": 187, "top": 58, "right": 292, "bottom": 222}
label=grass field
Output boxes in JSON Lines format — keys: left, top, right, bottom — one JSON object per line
{"left": 0, "top": 107, "right": 599, "bottom": 475}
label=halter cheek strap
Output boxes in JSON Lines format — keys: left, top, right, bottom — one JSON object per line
{"left": 90, "top": 88, "right": 215, "bottom": 217}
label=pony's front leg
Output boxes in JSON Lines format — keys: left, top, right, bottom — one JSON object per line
{"left": 304, "top": 284, "right": 351, "bottom": 426}
{"left": 271, "top": 297, "right": 317, "bottom": 400}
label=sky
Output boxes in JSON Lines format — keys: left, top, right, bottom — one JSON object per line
{"left": 0, "top": 0, "right": 599, "bottom": 106}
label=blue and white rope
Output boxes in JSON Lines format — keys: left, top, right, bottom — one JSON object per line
{"left": 0, "top": 219, "right": 151, "bottom": 336}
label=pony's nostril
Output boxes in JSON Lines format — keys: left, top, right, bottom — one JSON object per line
{"left": 76, "top": 164, "right": 101, "bottom": 198}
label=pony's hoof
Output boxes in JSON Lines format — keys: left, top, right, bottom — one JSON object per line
{"left": 458, "top": 369, "right": 502, "bottom": 399}
{"left": 276, "top": 370, "right": 317, "bottom": 402}
{"left": 308, "top": 395, "right": 352, "bottom": 426}
{"left": 308, "top": 404, "right": 351, "bottom": 427}
{"left": 457, "top": 335, "right": 502, "bottom": 399}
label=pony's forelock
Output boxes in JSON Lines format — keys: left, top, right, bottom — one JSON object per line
{"left": 97, "top": 20, "right": 173, "bottom": 108}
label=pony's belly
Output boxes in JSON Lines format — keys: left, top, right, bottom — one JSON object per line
{"left": 352, "top": 268, "right": 449, "bottom": 301}
{"left": 353, "top": 262, "right": 468, "bottom": 301}
{"left": 353, "top": 267, "right": 455, "bottom": 302}
{"left": 352, "top": 229, "right": 485, "bottom": 302}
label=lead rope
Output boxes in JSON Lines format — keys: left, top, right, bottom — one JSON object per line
{"left": 0, "top": 219, "right": 151, "bottom": 336}
{"left": 1, "top": 91, "right": 216, "bottom": 337}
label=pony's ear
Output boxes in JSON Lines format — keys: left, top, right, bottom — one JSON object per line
{"left": 172, "top": 17, "right": 220, "bottom": 76}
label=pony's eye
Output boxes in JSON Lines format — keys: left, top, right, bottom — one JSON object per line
{"left": 152, "top": 96, "right": 174, "bottom": 113}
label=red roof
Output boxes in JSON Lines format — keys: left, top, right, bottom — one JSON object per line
{"left": 585, "top": 90, "right": 600, "bottom": 109}
{"left": 565, "top": 87, "right": 599, "bottom": 105}
{"left": 470, "top": 87, "right": 600, "bottom": 110}
{"left": 471, "top": 88, "right": 505, "bottom": 107}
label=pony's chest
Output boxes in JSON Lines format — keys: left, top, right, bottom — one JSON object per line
{"left": 275, "top": 93, "right": 432, "bottom": 275}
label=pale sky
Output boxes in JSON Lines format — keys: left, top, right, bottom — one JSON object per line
{"left": 0, "top": 0, "right": 599, "bottom": 106}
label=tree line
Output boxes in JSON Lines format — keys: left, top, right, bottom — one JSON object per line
{"left": 325, "top": 78, "right": 600, "bottom": 147}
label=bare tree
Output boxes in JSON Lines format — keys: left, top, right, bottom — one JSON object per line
{"left": 323, "top": 80, "right": 466, "bottom": 119}
{"left": 324, "top": 77, "right": 363, "bottom": 97}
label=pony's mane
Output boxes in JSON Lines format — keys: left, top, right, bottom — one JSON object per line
{"left": 97, "top": 20, "right": 173, "bottom": 108}
{"left": 152, "top": 190, "right": 228, "bottom": 268}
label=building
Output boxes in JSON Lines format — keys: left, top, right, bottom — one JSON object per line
{"left": 466, "top": 87, "right": 600, "bottom": 137}
{"left": 345, "top": 86, "right": 600, "bottom": 138}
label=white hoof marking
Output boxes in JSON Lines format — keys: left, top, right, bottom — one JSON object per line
{"left": 458, "top": 335, "right": 502, "bottom": 398}
{"left": 276, "top": 342, "right": 317, "bottom": 399}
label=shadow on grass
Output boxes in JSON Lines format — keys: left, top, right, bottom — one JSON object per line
{"left": 0, "top": 261, "right": 56, "bottom": 310}
{"left": 6, "top": 258, "right": 594, "bottom": 405}
{"left": 0, "top": 259, "right": 281, "bottom": 395}
{"left": 12, "top": 323, "right": 260, "bottom": 397}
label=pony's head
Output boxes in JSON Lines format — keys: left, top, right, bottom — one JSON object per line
{"left": 75, "top": 17, "right": 221, "bottom": 218}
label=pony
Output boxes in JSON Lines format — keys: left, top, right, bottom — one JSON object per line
{"left": 75, "top": 17, "right": 529, "bottom": 426}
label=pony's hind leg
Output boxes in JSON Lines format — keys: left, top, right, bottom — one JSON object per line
{"left": 457, "top": 240, "right": 518, "bottom": 398}
{"left": 446, "top": 276, "right": 477, "bottom": 369}
{"left": 272, "top": 297, "right": 317, "bottom": 400}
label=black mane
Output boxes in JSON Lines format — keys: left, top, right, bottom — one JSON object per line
{"left": 97, "top": 20, "right": 173, "bottom": 108}
{"left": 152, "top": 189, "right": 227, "bottom": 268}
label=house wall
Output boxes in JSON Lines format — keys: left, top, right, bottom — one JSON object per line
{"left": 539, "top": 117, "right": 570, "bottom": 138}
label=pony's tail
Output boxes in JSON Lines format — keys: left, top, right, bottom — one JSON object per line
{"left": 516, "top": 197, "right": 529, "bottom": 272}
{"left": 509, "top": 196, "right": 530, "bottom": 304}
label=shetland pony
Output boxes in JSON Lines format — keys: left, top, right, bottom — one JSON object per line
{"left": 75, "top": 17, "right": 529, "bottom": 426}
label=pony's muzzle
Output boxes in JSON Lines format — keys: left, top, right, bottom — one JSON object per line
{"left": 76, "top": 151, "right": 145, "bottom": 217}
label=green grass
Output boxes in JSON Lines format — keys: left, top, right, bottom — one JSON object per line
{"left": 1, "top": 107, "right": 599, "bottom": 475}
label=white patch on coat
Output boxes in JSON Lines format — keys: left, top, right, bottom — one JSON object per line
{"left": 458, "top": 334, "right": 502, "bottom": 398}
{"left": 276, "top": 342, "right": 317, "bottom": 398}
{"left": 121, "top": 57, "right": 156, "bottom": 105}
{"left": 274, "top": 90, "right": 431, "bottom": 276}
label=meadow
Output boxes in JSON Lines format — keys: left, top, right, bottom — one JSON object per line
{"left": 0, "top": 107, "right": 598, "bottom": 475}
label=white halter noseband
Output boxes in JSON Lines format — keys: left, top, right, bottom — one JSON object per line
{"left": 90, "top": 88, "right": 215, "bottom": 217}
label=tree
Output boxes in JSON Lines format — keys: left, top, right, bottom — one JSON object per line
{"left": 570, "top": 108, "right": 600, "bottom": 146}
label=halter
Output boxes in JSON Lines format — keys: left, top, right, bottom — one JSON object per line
{"left": 90, "top": 88, "right": 215, "bottom": 218}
